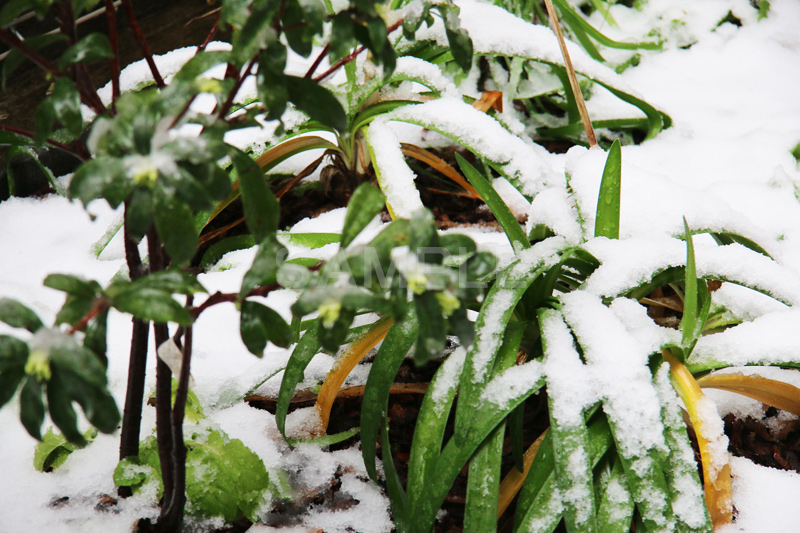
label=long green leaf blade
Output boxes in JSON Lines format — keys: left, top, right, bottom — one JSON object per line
{"left": 594, "top": 139, "right": 621, "bottom": 240}
{"left": 360, "top": 312, "right": 418, "bottom": 481}
{"left": 456, "top": 153, "right": 529, "bottom": 251}
{"left": 681, "top": 218, "right": 697, "bottom": 352}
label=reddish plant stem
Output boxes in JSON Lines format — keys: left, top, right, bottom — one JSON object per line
{"left": 313, "top": 18, "right": 404, "bottom": 82}
{"left": 0, "top": 124, "right": 88, "bottom": 160}
{"left": 197, "top": 19, "right": 219, "bottom": 52}
{"left": 160, "top": 310, "right": 193, "bottom": 530}
{"left": 118, "top": 210, "right": 150, "bottom": 482}
{"left": 54, "top": 1, "right": 107, "bottom": 115}
{"left": 0, "top": 26, "right": 109, "bottom": 116}
{"left": 0, "top": 27, "right": 58, "bottom": 75}
{"left": 105, "top": 0, "right": 121, "bottom": 104}
{"left": 120, "top": 0, "right": 165, "bottom": 88}
{"left": 147, "top": 229, "right": 176, "bottom": 525}
{"left": 304, "top": 43, "right": 330, "bottom": 79}
{"left": 189, "top": 262, "right": 324, "bottom": 318}
{"left": 216, "top": 58, "right": 257, "bottom": 120}
{"left": 68, "top": 300, "right": 109, "bottom": 334}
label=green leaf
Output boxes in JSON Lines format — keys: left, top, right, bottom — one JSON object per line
{"left": 439, "top": 234, "right": 477, "bottom": 258}
{"left": 464, "top": 423, "right": 505, "bottom": 531}
{"left": 153, "top": 187, "right": 199, "bottom": 267}
{"left": 681, "top": 218, "right": 698, "bottom": 353}
{"left": 275, "top": 327, "right": 321, "bottom": 440}
{"left": 113, "top": 435, "right": 162, "bottom": 494}
{"left": 0, "top": 0, "right": 38, "bottom": 27}
{"left": 2, "top": 34, "right": 67, "bottom": 90}
{"left": 44, "top": 274, "right": 102, "bottom": 298}
{"left": 413, "top": 292, "right": 445, "bottom": 364}
{"left": 68, "top": 156, "right": 131, "bottom": 208}
{"left": 35, "top": 77, "right": 83, "bottom": 141}
{"left": 280, "top": 232, "right": 340, "bottom": 249}
{"left": 317, "top": 306, "right": 355, "bottom": 353}
{"left": 83, "top": 308, "right": 108, "bottom": 367}
{"left": 0, "top": 298, "right": 44, "bottom": 332}
{"left": 456, "top": 153, "right": 529, "bottom": 251}
{"left": 594, "top": 138, "right": 622, "bottom": 239}
{"left": 596, "top": 459, "right": 634, "bottom": 532}
{"left": 33, "top": 426, "right": 97, "bottom": 472}
{"left": 404, "top": 349, "right": 465, "bottom": 531}
{"left": 341, "top": 183, "right": 385, "bottom": 248}
{"left": 57, "top": 33, "right": 113, "bottom": 69}
{"left": 0, "top": 335, "right": 28, "bottom": 407}
{"left": 53, "top": 294, "right": 96, "bottom": 326}
{"left": 440, "top": 4, "right": 473, "bottom": 72}
{"left": 361, "top": 312, "right": 419, "bottom": 481}
{"left": 285, "top": 75, "right": 347, "bottom": 132}
{"left": 240, "top": 300, "right": 292, "bottom": 356}
{"left": 173, "top": 50, "right": 231, "bottom": 83}
{"left": 540, "top": 310, "right": 598, "bottom": 533}
{"left": 111, "top": 288, "right": 193, "bottom": 326}
{"left": 185, "top": 430, "right": 271, "bottom": 522}
{"left": 232, "top": 1, "right": 280, "bottom": 62}
{"left": 381, "top": 417, "right": 407, "bottom": 521}
{"left": 200, "top": 235, "right": 256, "bottom": 271}
{"left": 128, "top": 271, "right": 206, "bottom": 296}
{"left": 229, "top": 148, "right": 279, "bottom": 242}
{"left": 20, "top": 377, "right": 45, "bottom": 440}
{"left": 239, "top": 233, "right": 287, "bottom": 299}
{"left": 282, "top": 0, "right": 324, "bottom": 58}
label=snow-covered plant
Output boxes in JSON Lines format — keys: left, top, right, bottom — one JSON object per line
{"left": 356, "top": 141, "right": 800, "bottom": 532}
{"left": 0, "top": 0, "right": 450, "bottom": 529}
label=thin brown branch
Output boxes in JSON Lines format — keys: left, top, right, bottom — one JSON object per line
{"left": 189, "top": 262, "right": 324, "bottom": 318}
{"left": 304, "top": 43, "right": 330, "bottom": 79}
{"left": 0, "top": 27, "right": 58, "bottom": 75}
{"left": 0, "top": 124, "right": 88, "bottom": 161}
{"left": 542, "top": 0, "right": 596, "bottom": 147}
{"left": 105, "top": 0, "right": 121, "bottom": 104}
{"left": 217, "top": 58, "right": 257, "bottom": 120}
{"left": 120, "top": 0, "right": 165, "bottom": 88}
{"left": 67, "top": 299, "right": 110, "bottom": 334}
{"left": 313, "top": 18, "right": 404, "bottom": 82}
{"left": 197, "top": 19, "right": 219, "bottom": 52}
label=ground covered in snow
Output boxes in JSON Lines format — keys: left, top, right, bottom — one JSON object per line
{"left": 1, "top": 0, "right": 800, "bottom": 531}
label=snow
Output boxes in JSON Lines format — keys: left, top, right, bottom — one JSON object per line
{"left": 4, "top": 0, "right": 800, "bottom": 530}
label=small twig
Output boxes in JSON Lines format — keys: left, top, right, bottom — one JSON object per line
{"left": 217, "top": 58, "right": 257, "bottom": 120}
{"left": 0, "top": 27, "right": 58, "bottom": 75}
{"left": 0, "top": 124, "right": 88, "bottom": 161}
{"left": 313, "top": 18, "right": 404, "bottom": 83}
{"left": 105, "top": 0, "right": 121, "bottom": 104}
{"left": 120, "top": 0, "right": 165, "bottom": 88}
{"left": 67, "top": 299, "right": 110, "bottom": 334}
{"left": 186, "top": 7, "right": 221, "bottom": 27}
{"left": 542, "top": 0, "right": 596, "bottom": 147}
{"left": 189, "top": 262, "right": 324, "bottom": 318}
{"left": 304, "top": 43, "right": 330, "bottom": 79}
{"left": 197, "top": 19, "right": 219, "bottom": 52}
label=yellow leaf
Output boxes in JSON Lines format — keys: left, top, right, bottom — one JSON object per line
{"left": 663, "top": 350, "right": 732, "bottom": 528}
{"left": 313, "top": 316, "right": 394, "bottom": 435}
{"left": 697, "top": 372, "right": 800, "bottom": 416}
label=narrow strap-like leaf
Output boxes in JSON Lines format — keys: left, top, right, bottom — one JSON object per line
{"left": 275, "top": 327, "right": 321, "bottom": 440}
{"left": 361, "top": 313, "right": 419, "bottom": 481}
{"left": 594, "top": 139, "right": 621, "bottom": 240}
{"left": 456, "top": 153, "right": 529, "bottom": 251}
{"left": 340, "top": 183, "right": 386, "bottom": 248}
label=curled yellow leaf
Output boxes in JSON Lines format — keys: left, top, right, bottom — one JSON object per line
{"left": 496, "top": 429, "right": 548, "bottom": 518}
{"left": 663, "top": 350, "right": 732, "bottom": 528}
{"left": 697, "top": 372, "right": 800, "bottom": 416}
{"left": 313, "top": 316, "right": 394, "bottom": 436}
